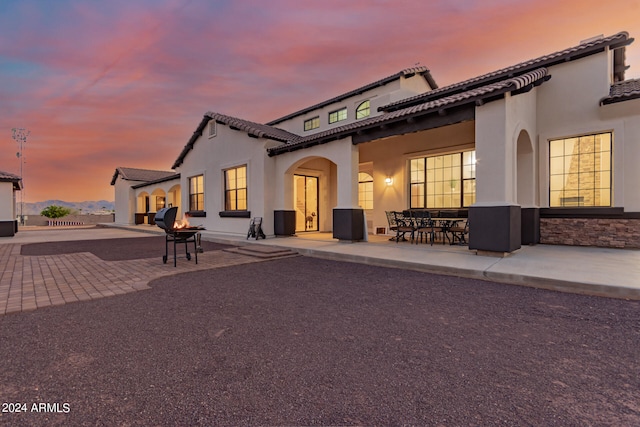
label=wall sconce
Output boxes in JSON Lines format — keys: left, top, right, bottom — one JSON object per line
{"left": 385, "top": 177, "right": 393, "bottom": 186}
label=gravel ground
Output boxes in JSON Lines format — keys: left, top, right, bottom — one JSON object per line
{"left": 1, "top": 247, "right": 639, "bottom": 426}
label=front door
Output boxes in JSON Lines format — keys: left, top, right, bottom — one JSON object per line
{"left": 294, "top": 174, "right": 318, "bottom": 232}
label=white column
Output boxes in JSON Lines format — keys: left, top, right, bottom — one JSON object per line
{"left": 335, "top": 140, "right": 360, "bottom": 208}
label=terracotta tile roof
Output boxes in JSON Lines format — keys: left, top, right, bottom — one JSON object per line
{"left": 600, "top": 78, "right": 640, "bottom": 105}
{"left": 110, "top": 167, "right": 178, "bottom": 186}
{"left": 0, "top": 170, "right": 22, "bottom": 190}
{"left": 381, "top": 32, "right": 633, "bottom": 112}
{"left": 207, "top": 112, "right": 300, "bottom": 142}
{"left": 266, "top": 67, "right": 437, "bottom": 126}
{"left": 174, "top": 32, "right": 634, "bottom": 161}
{"left": 268, "top": 68, "right": 550, "bottom": 156}
{"left": 172, "top": 113, "right": 302, "bottom": 169}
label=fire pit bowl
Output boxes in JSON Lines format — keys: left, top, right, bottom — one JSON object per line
{"left": 155, "top": 207, "right": 205, "bottom": 267}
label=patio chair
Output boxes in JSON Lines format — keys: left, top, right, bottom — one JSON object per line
{"left": 414, "top": 211, "right": 443, "bottom": 245}
{"left": 449, "top": 220, "right": 469, "bottom": 245}
{"left": 385, "top": 211, "right": 398, "bottom": 241}
{"left": 392, "top": 211, "right": 415, "bottom": 243}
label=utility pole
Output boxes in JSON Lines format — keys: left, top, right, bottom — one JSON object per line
{"left": 12, "top": 128, "right": 29, "bottom": 225}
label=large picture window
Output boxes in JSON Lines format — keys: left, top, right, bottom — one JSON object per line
{"left": 409, "top": 151, "right": 476, "bottom": 209}
{"left": 224, "top": 165, "right": 247, "bottom": 211}
{"left": 549, "top": 132, "right": 611, "bottom": 207}
{"left": 189, "top": 175, "right": 204, "bottom": 211}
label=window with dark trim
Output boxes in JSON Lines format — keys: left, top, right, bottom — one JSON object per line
{"left": 358, "top": 172, "right": 373, "bottom": 210}
{"left": 328, "top": 107, "right": 347, "bottom": 124}
{"left": 409, "top": 151, "right": 476, "bottom": 208}
{"left": 356, "top": 100, "right": 370, "bottom": 119}
{"left": 304, "top": 116, "right": 319, "bottom": 131}
{"left": 549, "top": 132, "right": 611, "bottom": 207}
{"left": 155, "top": 196, "right": 165, "bottom": 212}
{"left": 224, "top": 165, "right": 247, "bottom": 211}
{"left": 189, "top": 175, "right": 204, "bottom": 211}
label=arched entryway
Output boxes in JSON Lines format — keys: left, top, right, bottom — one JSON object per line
{"left": 284, "top": 156, "right": 337, "bottom": 233}
{"left": 136, "top": 192, "right": 150, "bottom": 224}
{"left": 151, "top": 188, "right": 167, "bottom": 212}
{"left": 516, "top": 129, "right": 536, "bottom": 207}
{"left": 516, "top": 129, "right": 539, "bottom": 244}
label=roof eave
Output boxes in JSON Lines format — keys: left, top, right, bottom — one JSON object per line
{"left": 268, "top": 71, "right": 550, "bottom": 157}
{"left": 600, "top": 92, "right": 640, "bottom": 106}
{"left": 0, "top": 178, "right": 22, "bottom": 190}
{"left": 266, "top": 67, "right": 434, "bottom": 125}
{"left": 110, "top": 169, "right": 120, "bottom": 185}
{"left": 171, "top": 115, "right": 210, "bottom": 169}
{"left": 381, "top": 32, "right": 632, "bottom": 112}
{"left": 131, "top": 173, "right": 181, "bottom": 189}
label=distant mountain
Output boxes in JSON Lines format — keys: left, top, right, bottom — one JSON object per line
{"left": 21, "top": 200, "right": 115, "bottom": 215}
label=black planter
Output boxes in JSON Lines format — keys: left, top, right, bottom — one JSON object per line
{"left": 333, "top": 208, "right": 364, "bottom": 241}
{"left": 469, "top": 205, "right": 521, "bottom": 253}
{"left": 274, "top": 210, "right": 296, "bottom": 236}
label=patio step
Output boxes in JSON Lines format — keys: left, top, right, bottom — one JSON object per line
{"left": 223, "top": 245, "right": 299, "bottom": 260}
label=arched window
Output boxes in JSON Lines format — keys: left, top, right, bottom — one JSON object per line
{"left": 358, "top": 172, "right": 373, "bottom": 210}
{"left": 356, "top": 100, "right": 370, "bottom": 119}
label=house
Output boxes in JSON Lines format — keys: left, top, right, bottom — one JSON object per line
{"left": 0, "top": 170, "right": 22, "bottom": 237}
{"left": 111, "top": 167, "right": 179, "bottom": 225}
{"left": 113, "top": 31, "right": 640, "bottom": 251}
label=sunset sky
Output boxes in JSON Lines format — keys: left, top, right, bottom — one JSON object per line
{"left": 1, "top": 0, "right": 639, "bottom": 203}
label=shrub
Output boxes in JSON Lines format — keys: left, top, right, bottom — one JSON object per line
{"left": 40, "top": 205, "right": 72, "bottom": 219}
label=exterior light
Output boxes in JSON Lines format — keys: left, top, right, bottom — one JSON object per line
{"left": 385, "top": 177, "right": 393, "bottom": 186}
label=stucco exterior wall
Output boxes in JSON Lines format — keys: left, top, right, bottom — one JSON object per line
{"left": 0, "top": 182, "right": 15, "bottom": 221}
{"left": 506, "top": 89, "right": 538, "bottom": 206}
{"left": 273, "top": 74, "right": 431, "bottom": 135}
{"left": 599, "top": 98, "right": 640, "bottom": 211}
{"left": 113, "top": 176, "right": 139, "bottom": 224}
{"left": 474, "top": 88, "right": 538, "bottom": 206}
{"left": 176, "top": 123, "right": 269, "bottom": 237}
{"left": 475, "top": 100, "right": 509, "bottom": 204}
{"left": 535, "top": 49, "right": 639, "bottom": 210}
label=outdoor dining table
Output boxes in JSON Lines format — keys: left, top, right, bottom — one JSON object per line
{"left": 393, "top": 210, "right": 468, "bottom": 245}
{"left": 433, "top": 218, "right": 464, "bottom": 244}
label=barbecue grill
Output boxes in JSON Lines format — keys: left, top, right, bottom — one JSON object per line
{"left": 155, "top": 207, "right": 205, "bottom": 267}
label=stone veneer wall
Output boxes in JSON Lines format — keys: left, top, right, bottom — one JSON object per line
{"left": 540, "top": 218, "right": 640, "bottom": 249}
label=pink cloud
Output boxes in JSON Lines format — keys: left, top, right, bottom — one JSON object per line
{"left": 1, "top": 0, "right": 638, "bottom": 202}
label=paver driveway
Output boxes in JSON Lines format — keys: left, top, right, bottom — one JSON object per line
{"left": 0, "top": 237, "right": 261, "bottom": 315}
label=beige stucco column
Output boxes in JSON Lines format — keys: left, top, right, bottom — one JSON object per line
{"left": 335, "top": 140, "right": 360, "bottom": 208}
{"left": 471, "top": 93, "right": 538, "bottom": 252}
{"left": 475, "top": 99, "right": 514, "bottom": 204}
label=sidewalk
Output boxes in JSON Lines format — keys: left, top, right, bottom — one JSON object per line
{"left": 104, "top": 224, "right": 640, "bottom": 300}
